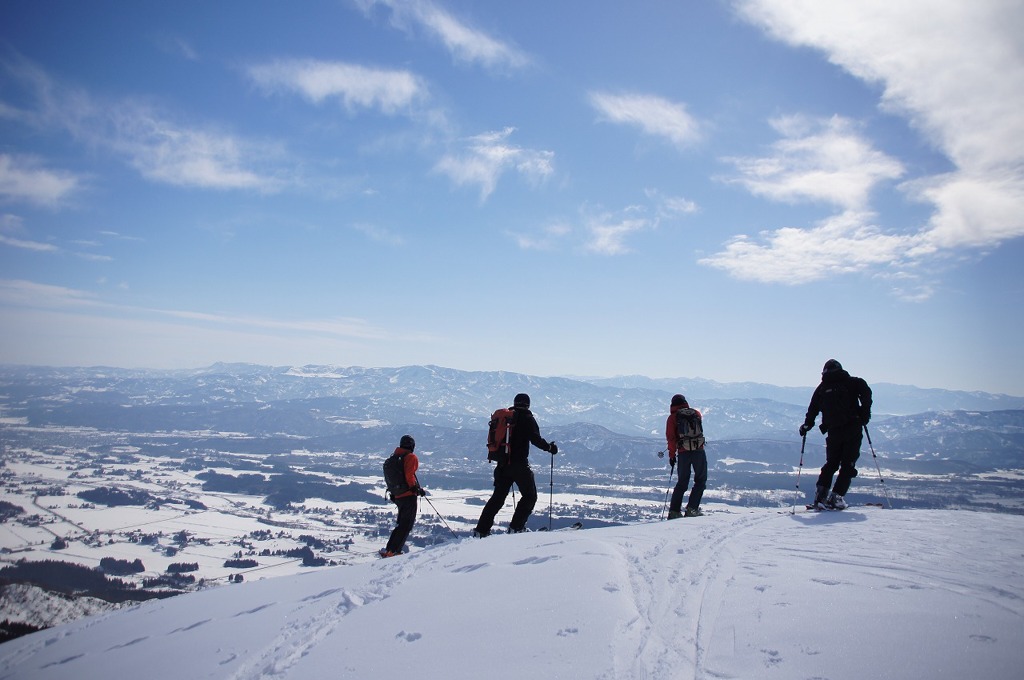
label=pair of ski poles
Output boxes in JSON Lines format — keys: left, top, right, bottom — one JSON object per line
{"left": 791, "top": 425, "right": 892, "bottom": 514}
{"left": 429, "top": 450, "right": 559, "bottom": 536}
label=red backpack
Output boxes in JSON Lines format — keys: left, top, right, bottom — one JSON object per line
{"left": 486, "top": 408, "right": 515, "bottom": 463}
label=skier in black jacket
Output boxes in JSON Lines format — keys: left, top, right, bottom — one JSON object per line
{"left": 472, "top": 393, "right": 557, "bottom": 536}
{"left": 800, "top": 360, "right": 873, "bottom": 509}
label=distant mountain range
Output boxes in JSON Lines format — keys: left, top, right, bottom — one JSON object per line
{"left": 1, "top": 363, "right": 1022, "bottom": 473}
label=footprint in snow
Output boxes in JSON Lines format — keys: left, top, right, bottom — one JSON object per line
{"left": 512, "top": 555, "right": 560, "bottom": 566}
{"left": 396, "top": 631, "right": 422, "bottom": 642}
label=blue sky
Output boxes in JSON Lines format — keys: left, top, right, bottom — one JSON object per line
{"left": 2, "top": 0, "right": 1022, "bottom": 395}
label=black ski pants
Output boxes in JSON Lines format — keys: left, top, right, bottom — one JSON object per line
{"left": 385, "top": 494, "right": 418, "bottom": 554}
{"left": 475, "top": 461, "right": 537, "bottom": 534}
{"left": 670, "top": 448, "right": 708, "bottom": 512}
{"left": 816, "top": 425, "right": 862, "bottom": 497}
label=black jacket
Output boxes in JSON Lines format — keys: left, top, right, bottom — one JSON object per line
{"left": 804, "top": 369, "right": 872, "bottom": 434}
{"left": 506, "top": 407, "right": 553, "bottom": 465}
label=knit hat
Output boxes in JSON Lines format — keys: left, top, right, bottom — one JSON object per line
{"left": 671, "top": 394, "right": 688, "bottom": 407}
{"left": 513, "top": 393, "right": 531, "bottom": 408}
{"left": 822, "top": 359, "right": 843, "bottom": 375}
{"left": 399, "top": 434, "right": 415, "bottom": 451}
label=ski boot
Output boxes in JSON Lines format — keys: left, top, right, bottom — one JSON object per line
{"left": 684, "top": 507, "right": 704, "bottom": 517}
{"left": 826, "top": 493, "right": 848, "bottom": 510}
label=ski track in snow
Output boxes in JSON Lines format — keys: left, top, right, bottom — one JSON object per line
{"left": 226, "top": 540, "right": 464, "bottom": 680}
{"left": 611, "top": 512, "right": 770, "bottom": 680}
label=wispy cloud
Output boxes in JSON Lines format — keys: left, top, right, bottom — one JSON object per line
{"left": 0, "top": 279, "right": 102, "bottom": 308}
{"left": 0, "top": 153, "right": 83, "bottom": 206}
{"left": 589, "top": 92, "right": 702, "bottom": 149}
{"left": 0, "top": 278, "right": 397, "bottom": 341}
{"left": 585, "top": 214, "right": 650, "bottom": 256}
{"left": 109, "top": 105, "right": 287, "bottom": 191}
{"left": 352, "top": 222, "right": 406, "bottom": 246}
{"left": 0, "top": 234, "right": 58, "bottom": 253}
{"left": 716, "top": 0, "right": 1024, "bottom": 291}
{"left": 247, "top": 59, "right": 427, "bottom": 114}
{"left": 434, "top": 127, "right": 553, "bottom": 201}
{"left": 357, "top": 0, "right": 530, "bottom": 70}
{"left": 2, "top": 56, "right": 289, "bottom": 192}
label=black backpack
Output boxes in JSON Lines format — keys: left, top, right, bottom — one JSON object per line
{"left": 383, "top": 451, "right": 410, "bottom": 496}
{"left": 675, "top": 408, "right": 705, "bottom": 451}
{"left": 820, "top": 378, "right": 860, "bottom": 430}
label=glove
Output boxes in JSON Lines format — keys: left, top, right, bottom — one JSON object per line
{"left": 548, "top": 442, "right": 558, "bottom": 455}
{"left": 799, "top": 423, "right": 812, "bottom": 436}
{"left": 862, "top": 411, "right": 871, "bottom": 425}
{"left": 669, "top": 454, "right": 676, "bottom": 466}
{"left": 417, "top": 487, "right": 427, "bottom": 497}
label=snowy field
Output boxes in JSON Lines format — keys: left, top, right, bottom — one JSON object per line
{"left": 0, "top": 507, "right": 1020, "bottom": 680}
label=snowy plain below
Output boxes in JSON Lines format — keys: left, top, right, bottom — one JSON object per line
{"left": 0, "top": 506, "right": 1021, "bottom": 680}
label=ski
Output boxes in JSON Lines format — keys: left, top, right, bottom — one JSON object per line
{"left": 539, "top": 521, "right": 583, "bottom": 532}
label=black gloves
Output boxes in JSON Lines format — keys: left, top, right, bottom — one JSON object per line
{"left": 417, "top": 487, "right": 427, "bottom": 497}
{"left": 548, "top": 442, "right": 558, "bottom": 455}
{"left": 799, "top": 423, "right": 812, "bottom": 436}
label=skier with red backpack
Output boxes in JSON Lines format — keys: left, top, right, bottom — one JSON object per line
{"left": 380, "top": 434, "right": 426, "bottom": 558}
{"left": 665, "top": 394, "right": 707, "bottom": 518}
{"left": 471, "top": 393, "right": 557, "bottom": 537}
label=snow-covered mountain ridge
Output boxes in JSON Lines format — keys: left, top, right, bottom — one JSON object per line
{"left": 0, "top": 507, "right": 1020, "bottom": 680}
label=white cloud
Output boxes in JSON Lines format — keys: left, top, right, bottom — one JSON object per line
{"left": 722, "top": 115, "right": 904, "bottom": 210}
{"left": 589, "top": 92, "right": 701, "bottom": 149}
{"left": 247, "top": 59, "right": 427, "bottom": 114}
{"left": 700, "top": 210, "right": 921, "bottom": 284}
{"left": 0, "top": 153, "right": 82, "bottom": 206}
{"left": 359, "top": 0, "right": 530, "bottom": 70}
{"left": 721, "top": 0, "right": 1024, "bottom": 286}
{"left": 434, "top": 127, "right": 553, "bottom": 201}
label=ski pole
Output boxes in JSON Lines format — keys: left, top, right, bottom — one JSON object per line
{"left": 548, "top": 452, "right": 554, "bottom": 531}
{"left": 864, "top": 426, "right": 892, "bottom": 509}
{"left": 422, "top": 494, "right": 459, "bottom": 539}
{"left": 791, "top": 434, "right": 806, "bottom": 515}
{"left": 657, "top": 450, "right": 675, "bottom": 520}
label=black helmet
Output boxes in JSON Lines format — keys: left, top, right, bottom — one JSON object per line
{"left": 822, "top": 359, "right": 843, "bottom": 375}
{"left": 671, "top": 394, "right": 687, "bottom": 407}
{"left": 513, "top": 393, "right": 531, "bottom": 408}
{"left": 399, "top": 434, "right": 415, "bottom": 451}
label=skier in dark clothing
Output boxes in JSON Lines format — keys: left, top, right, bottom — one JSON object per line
{"left": 800, "top": 360, "right": 873, "bottom": 510}
{"left": 665, "top": 394, "right": 708, "bottom": 518}
{"left": 380, "top": 435, "right": 425, "bottom": 558}
{"left": 472, "top": 393, "right": 557, "bottom": 536}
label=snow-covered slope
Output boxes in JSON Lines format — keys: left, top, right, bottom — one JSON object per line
{"left": 0, "top": 508, "right": 1020, "bottom": 680}
{"left": 0, "top": 585, "right": 127, "bottom": 630}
